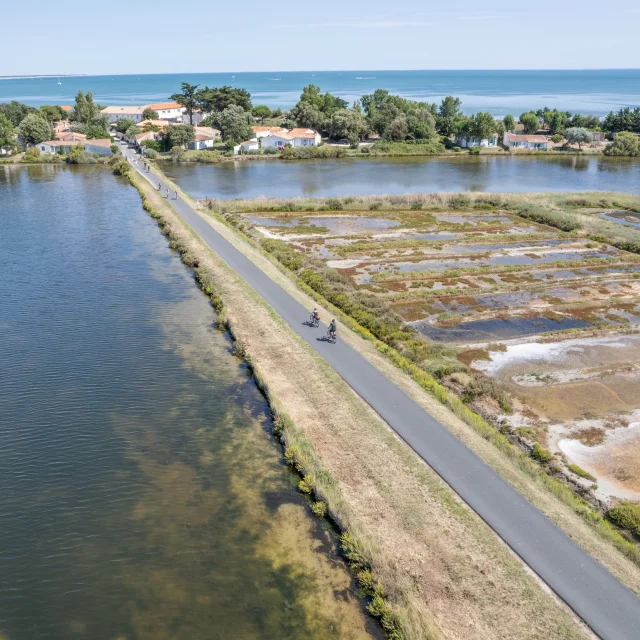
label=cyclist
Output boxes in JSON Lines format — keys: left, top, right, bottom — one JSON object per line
{"left": 311, "top": 308, "right": 320, "bottom": 326}
{"left": 157, "top": 181, "right": 161, "bottom": 191}
{"left": 328, "top": 319, "right": 337, "bottom": 340}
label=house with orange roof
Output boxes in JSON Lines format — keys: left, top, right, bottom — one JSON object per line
{"left": 145, "top": 102, "right": 185, "bottom": 122}
{"left": 60, "top": 106, "right": 73, "bottom": 113}
{"left": 503, "top": 132, "right": 549, "bottom": 150}
{"left": 235, "top": 127, "right": 321, "bottom": 154}
{"left": 186, "top": 127, "right": 221, "bottom": 150}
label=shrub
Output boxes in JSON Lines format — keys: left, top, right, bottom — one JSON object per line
{"left": 67, "top": 147, "right": 97, "bottom": 164}
{"left": 410, "top": 202, "right": 423, "bottom": 210}
{"left": 608, "top": 503, "right": 640, "bottom": 536}
{"left": 604, "top": 132, "right": 640, "bottom": 157}
{"left": 144, "top": 148, "right": 158, "bottom": 159}
{"left": 326, "top": 198, "right": 344, "bottom": 211}
{"left": 298, "top": 475, "right": 314, "bottom": 494}
{"left": 23, "top": 146, "right": 41, "bottom": 162}
{"left": 110, "top": 144, "right": 119, "bottom": 154}
{"left": 469, "top": 146, "right": 481, "bottom": 155}
{"left": 531, "top": 443, "right": 553, "bottom": 463}
{"left": 514, "top": 204, "right": 581, "bottom": 232}
{"left": 311, "top": 501, "right": 327, "bottom": 518}
{"left": 452, "top": 146, "right": 461, "bottom": 152}
{"left": 369, "top": 202, "right": 382, "bottom": 211}
{"left": 567, "top": 463, "right": 596, "bottom": 482}
{"left": 111, "top": 159, "right": 130, "bottom": 176}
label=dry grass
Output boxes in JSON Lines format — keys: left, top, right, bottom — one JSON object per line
{"left": 130, "top": 172, "right": 595, "bottom": 639}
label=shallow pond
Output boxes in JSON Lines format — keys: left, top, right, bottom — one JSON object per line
{"left": 415, "top": 315, "right": 590, "bottom": 342}
{"left": 0, "top": 166, "right": 376, "bottom": 640}
{"left": 163, "top": 155, "right": 640, "bottom": 200}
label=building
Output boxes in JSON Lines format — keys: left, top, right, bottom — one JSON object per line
{"left": 134, "top": 131, "right": 160, "bottom": 147}
{"left": 60, "top": 105, "right": 73, "bottom": 113}
{"left": 55, "top": 132, "right": 86, "bottom": 142}
{"left": 186, "top": 127, "right": 221, "bottom": 150}
{"left": 101, "top": 106, "right": 146, "bottom": 123}
{"left": 38, "top": 140, "right": 84, "bottom": 154}
{"left": 234, "top": 139, "right": 260, "bottom": 154}
{"left": 503, "top": 132, "right": 549, "bottom": 150}
{"left": 145, "top": 102, "right": 185, "bottom": 122}
{"left": 455, "top": 134, "right": 499, "bottom": 148}
{"left": 84, "top": 139, "right": 113, "bottom": 156}
{"left": 189, "top": 110, "right": 211, "bottom": 126}
{"left": 234, "top": 127, "right": 321, "bottom": 154}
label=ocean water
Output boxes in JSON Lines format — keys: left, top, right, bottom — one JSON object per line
{"left": 1, "top": 69, "right": 639, "bottom": 115}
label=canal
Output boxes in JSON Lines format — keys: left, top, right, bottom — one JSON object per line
{"left": 163, "top": 155, "right": 640, "bottom": 200}
{"left": 0, "top": 165, "right": 375, "bottom": 640}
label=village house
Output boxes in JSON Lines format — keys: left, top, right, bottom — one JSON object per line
{"left": 145, "top": 102, "right": 185, "bottom": 122}
{"left": 60, "top": 105, "right": 73, "bottom": 114}
{"left": 186, "top": 127, "right": 221, "bottom": 150}
{"left": 84, "top": 139, "right": 113, "bottom": 156}
{"left": 503, "top": 132, "right": 549, "bottom": 150}
{"left": 133, "top": 130, "right": 160, "bottom": 147}
{"left": 38, "top": 139, "right": 84, "bottom": 154}
{"left": 101, "top": 106, "right": 146, "bottom": 123}
{"left": 455, "top": 133, "right": 499, "bottom": 148}
{"left": 55, "top": 131, "right": 86, "bottom": 142}
{"left": 234, "top": 126, "right": 321, "bottom": 154}
{"left": 188, "top": 109, "right": 211, "bottom": 126}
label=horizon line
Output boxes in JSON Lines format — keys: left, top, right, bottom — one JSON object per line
{"left": 4, "top": 67, "right": 640, "bottom": 78}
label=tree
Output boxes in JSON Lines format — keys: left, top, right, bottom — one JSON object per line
{"left": 142, "top": 107, "right": 159, "bottom": 121}
{"left": 39, "top": 105, "right": 65, "bottom": 123}
{"left": 565, "top": 127, "right": 592, "bottom": 150}
{"left": 18, "top": 113, "right": 52, "bottom": 145}
{"left": 170, "top": 82, "right": 200, "bottom": 125}
{"left": 85, "top": 92, "right": 98, "bottom": 122}
{"left": 467, "top": 112, "right": 496, "bottom": 140}
{"left": 252, "top": 105, "right": 271, "bottom": 124}
{"left": 384, "top": 116, "right": 408, "bottom": 141}
{"left": 291, "top": 84, "right": 348, "bottom": 133}
{"left": 84, "top": 124, "right": 109, "bottom": 140}
{"left": 74, "top": 91, "right": 88, "bottom": 123}
{"left": 503, "top": 114, "right": 515, "bottom": 132}
{"left": 0, "top": 101, "right": 37, "bottom": 126}
{"left": 164, "top": 124, "right": 195, "bottom": 148}
{"left": 603, "top": 107, "right": 640, "bottom": 134}
{"left": 197, "top": 86, "right": 252, "bottom": 115}
{"left": 329, "top": 109, "right": 369, "bottom": 140}
{"left": 604, "top": 131, "right": 639, "bottom": 156}
{"left": 406, "top": 108, "right": 436, "bottom": 140}
{"left": 115, "top": 118, "right": 136, "bottom": 134}
{"left": 546, "top": 109, "right": 568, "bottom": 135}
{"left": 216, "top": 106, "right": 252, "bottom": 142}
{"left": 436, "top": 96, "right": 464, "bottom": 136}
{"left": 0, "top": 114, "right": 17, "bottom": 152}
{"left": 519, "top": 112, "right": 540, "bottom": 134}
{"left": 125, "top": 125, "right": 140, "bottom": 139}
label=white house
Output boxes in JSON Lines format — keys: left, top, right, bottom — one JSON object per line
{"left": 145, "top": 102, "right": 185, "bottom": 122}
{"left": 456, "top": 133, "right": 499, "bottom": 148}
{"left": 234, "top": 127, "right": 321, "bottom": 154}
{"left": 187, "top": 127, "right": 221, "bottom": 150}
{"left": 84, "top": 139, "right": 113, "bottom": 156}
{"left": 234, "top": 139, "right": 260, "bottom": 154}
{"left": 504, "top": 132, "right": 549, "bottom": 150}
{"left": 189, "top": 109, "right": 211, "bottom": 126}
{"left": 101, "top": 106, "right": 145, "bottom": 123}
{"left": 38, "top": 140, "right": 84, "bottom": 154}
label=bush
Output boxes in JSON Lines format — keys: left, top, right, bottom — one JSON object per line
{"left": 469, "top": 146, "right": 481, "bottom": 155}
{"left": 551, "top": 134, "right": 564, "bottom": 144}
{"left": 311, "top": 501, "right": 327, "bottom": 517}
{"left": 514, "top": 204, "right": 581, "bottom": 232}
{"left": 567, "top": 463, "right": 596, "bottom": 482}
{"left": 67, "top": 147, "right": 97, "bottom": 164}
{"left": 604, "top": 132, "right": 640, "bottom": 157}
{"left": 607, "top": 502, "right": 640, "bottom": 536}
{"left": 452, "top": 146, "right": 461, "bottom": 152}
{"left": 531, "top": 443, "right": 553, "bottom": 463}
{"left": 144, "top": 148, "right": 158, "bottom": 159}
{"left": 23, "top": 146, "right": 41, "bottom": 162}
{"left": 326, "top": 198, "right": 344, "bottom": 211}
{"left": 110, "top": 144, "right": 119, "bottom": 154}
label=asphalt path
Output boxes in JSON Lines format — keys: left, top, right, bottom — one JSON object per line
{"left": 124, "top": 146, "right": 640, "bottom": 639}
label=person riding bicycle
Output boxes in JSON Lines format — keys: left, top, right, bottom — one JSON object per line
{"left": 311, "top": 308, "right": 320, "bottom": 324}
{"left": 329, "top": 319, "right": 337, "bottom": 338}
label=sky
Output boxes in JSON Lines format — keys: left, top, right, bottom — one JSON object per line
{"left": 3, "top": 0, "right": 640, "bottom": 75}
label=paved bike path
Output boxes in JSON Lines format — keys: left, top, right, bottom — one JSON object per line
{"left": 126, "top": 150, "right": 640, "bottom": 639}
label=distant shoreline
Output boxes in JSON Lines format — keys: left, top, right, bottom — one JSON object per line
{"left": 0, "top": 75, "right": 86, "bottom": 80}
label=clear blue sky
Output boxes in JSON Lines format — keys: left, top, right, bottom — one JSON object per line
{"left": 5, "top": 0, "right": 640, "bottom": 75}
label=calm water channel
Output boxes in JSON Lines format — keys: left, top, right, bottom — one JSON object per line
{"left": 163, "top": 155, "right": 640, "bottom": 200}
{"left": 0, "top": 165, "right": 376, "bottom": 640}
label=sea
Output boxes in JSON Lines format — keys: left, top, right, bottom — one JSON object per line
{"left": 1, "top": 69, "right": 640, "bottom": 116}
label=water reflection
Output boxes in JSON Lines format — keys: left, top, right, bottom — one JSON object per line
{"left": 163, "top": 156, "right": 640, "bottom": 200}
{"left": 0, "top": 166, "right": 375, "bottom": 640}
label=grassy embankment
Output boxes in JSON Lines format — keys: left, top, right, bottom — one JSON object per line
{"left": 197, "top": 189, "right": 640, "bottom": 547}
{"left": 120, "top": 162, "right": 601, "bottom": 640}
